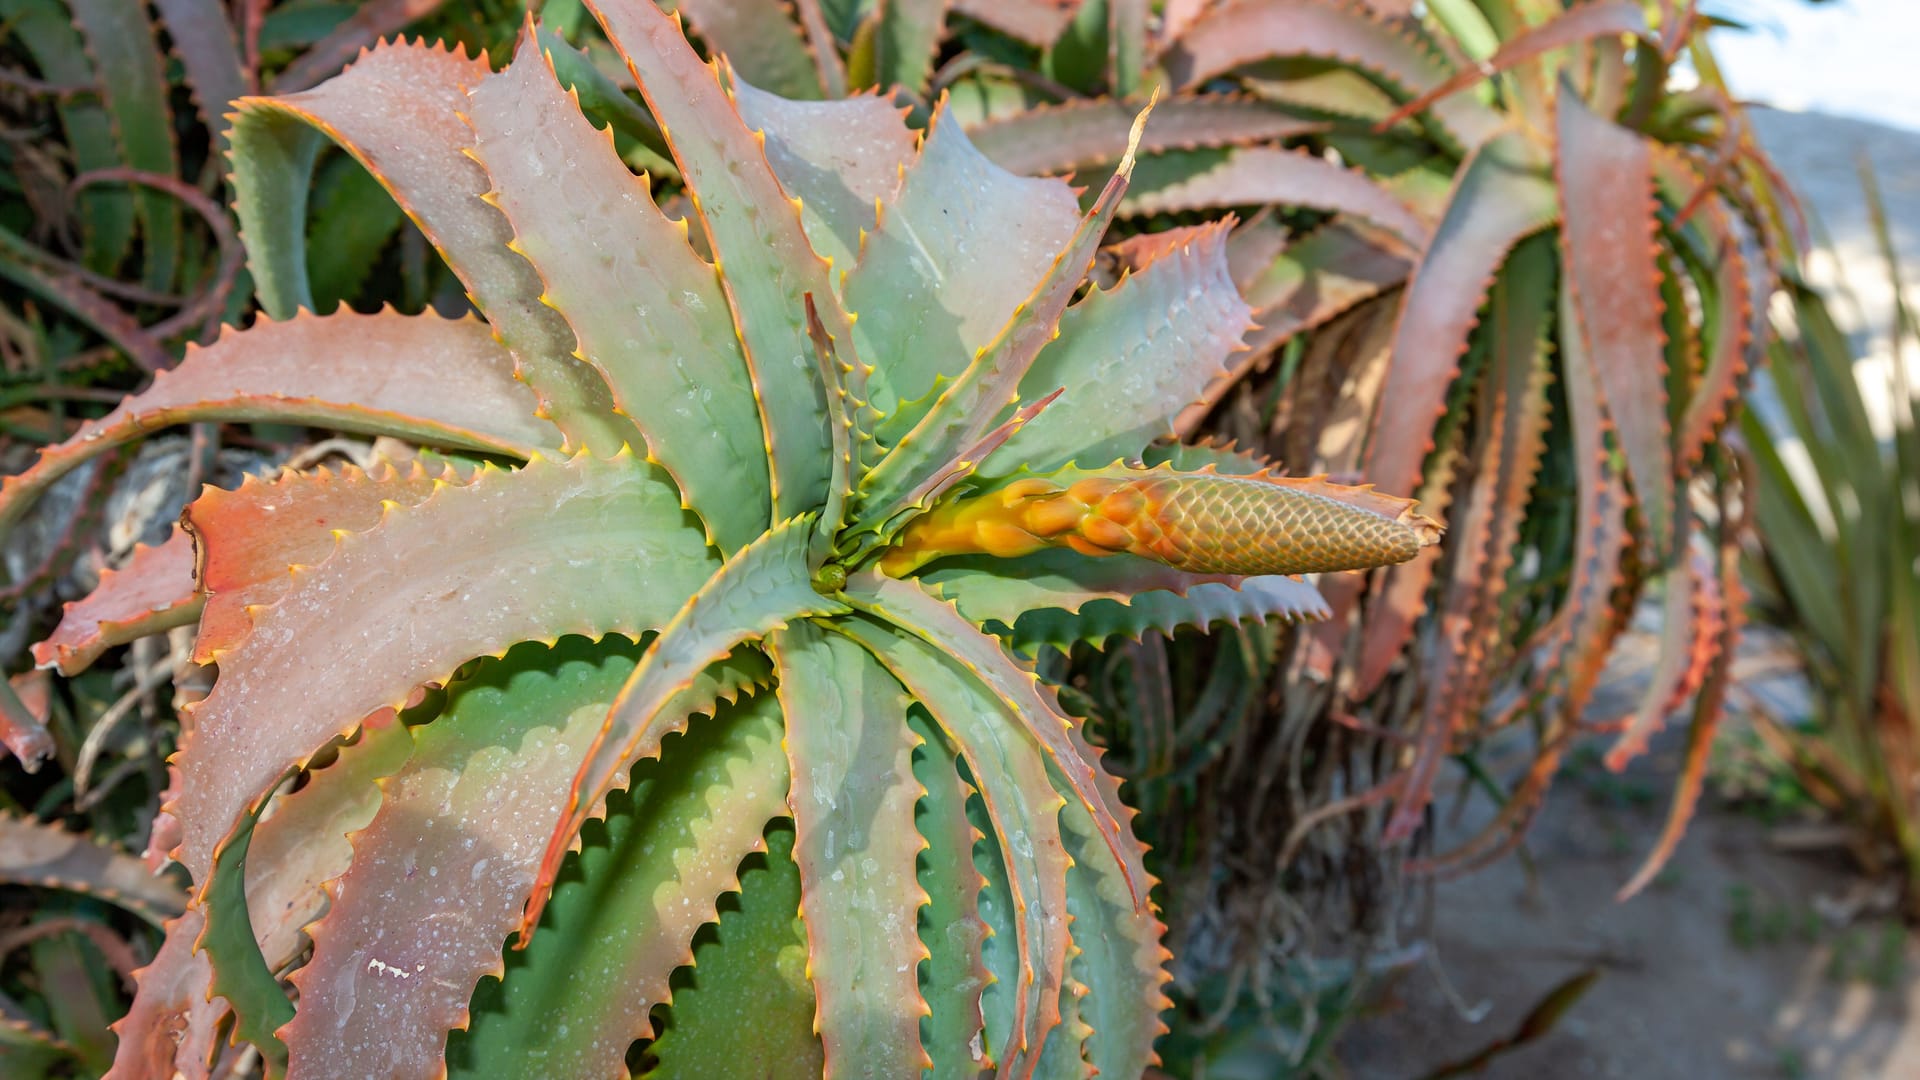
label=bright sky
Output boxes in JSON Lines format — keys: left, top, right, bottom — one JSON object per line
{"left": 1708, "top": 0, "right": 1920, "bottom": 133}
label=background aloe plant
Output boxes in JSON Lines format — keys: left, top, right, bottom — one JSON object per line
{"left": 0, "top": 0, "right": 1446, "bottom": 1074}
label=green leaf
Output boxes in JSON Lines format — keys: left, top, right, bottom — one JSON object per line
{"left": 230, "top": 40, "right": 636, "bottom": 458}
{"left": 469, "top": 34, "right": 770, "bottom": 555}
{"left": 0, "top": 309, "right": 556, "bottom": 538}
{"left": 591, "top": 0, "right": 850, "bottom": 518}
{"left": 201, "top": 789, "right": 295, "bottom": 1074}
{"left": 910, "top": 709, "right": 990, "bottom": 1077}
{"left": 526, "top": 516, "right": 849, "bottom": 935}
{"left": 845, "top": 107, "right": 1082, "bottom": 419}
{"left": 70, "top": 0, "right": 179, "bottom": 290}
{"left": 855, "top": 129, "right": 1140, "bottom": 536}
{"left": 676, "top": 0, "right": 824, "bottom": 99}
{"left": 734, "top": 79, "right": 917, "bottom": 273}
{"left": 835, "top": 617, "right": 1069, "bottom": 1075}
{"left": 451, "top": 692, "right": 794, "bottom": 1076}
{"left": 873, "top": 0, "right": 949, "bottom": 96}
{"left": 994, "top": 220, "right": 1253, "bottom": 474}
{"left": 1006, "top": 576, "right": 1331, "bottom": 657}
{"left": 286, "top": 636, "right": 761, "bottom": 1077}
{"left": 151, "top": 0, "right": 249, "bottom": 149}
{"left": 1058, "top": 788, "right": 1168, "bottom": 1077}
{"left": 844, "top": 572, "right": 1142, "bottom": 908}
{"left": 171, "top": 451, "right": 719, "bottom": 893}
{"left": 771, "top": 623, "right": 929, "bottom": 1074}
{"left": 305, "top": 154, "right": 405, "bottom": 313}
{"left": 644, "top": 821, "right": 824, "bottom": 1077}
{"left": 0, "top": 0, "right": 132, "bottom": 271}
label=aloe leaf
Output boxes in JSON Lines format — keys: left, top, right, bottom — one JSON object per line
{"left": 1377, "top": 0, "right": 1650, "bottom": 129}
{"left": 644, "top": 821, "right": 825, "bottom": 1076}
{"left": 305, "top": 156, "right": 406, "bottom": 313}
{"left": 0, "top": 681, "right": 53, "bottom": 774}
{"left": 469, "top": 32, "right": 770, "bottom": 555}
{"left": 187, "top": 457, "right": 469, "bottom": 664}
{"left": 525, "top": 516, "right": 848, "bottom": 936}
{"left": 769, "top": 623, "right": 927, "bottom": 1074}
{"left": 590, "top": 0, "right": 851, "bottom": 519}
{"left": 284, "top": 637, "right": 758, "bottom": 1078}
{"left": 0, "top": 816, "right": 184, "bottom": 926}
{"left": 919, "top": 550, "right": 1245, "bottom": 626}
{"left": 951, "top": 0, "right": 1078, "bottom": 47}
{"left": 855, "top": 120, "right": 1143, "bottom": 534}
{"left": 845, "top": 105, "right": 1082, "bottom": 418}
{"left": 104, "top": 911, "right": 221, "bottom": 1080}
{"left": 231, "top": 40, "right": 634, "bottom": 458}
{"left": 1161, "top": 0, "right": 1500, "bottom": 148}
{"left": 1007, "top": 574, "right": 1330, "bottom": 656}
{"left": 1058, "top": 783, "right": 1168, "bottom": 1077}
{"left": 170, "top": 451, "right": 717, "bottom": 893}
{"left": 676, "top": 0, "right": 824, "bottom": 98}
{"left": 0, "top": 309, "right": 554, "bottom": 537}
{"left": 872, "top": 0, "right": 949, "bottom": 96}
{"left": 0, "top": 224, "right": 171, "bottom": 372}
{"left": 152, "top": 0, "right": 250, "bottom": 148}
{"left": 969, "top": 791, "right": 1019, "bottom": 1071}
{"left": 845, "top": 572, "right": 1141, "bottom": 907}
{"left": 199, "top": 789, "right": 295, "bottom": 1073}
{"left": 1121, "top": 146, "right": 1431, "bottom": 253}
{"left": 0, "top": 0, "right": 132, "bottom": 270}
{"left": 966, "top": 96, "right": 1325, "bottom": 179}
{"left": 1661, "top": 159, "right": 1754, "bottom": 472}
{"left": 246, "top": 710, "right": 415, "bottom": 973}
{"left": 32, "top": 531, "right": 199, "bottom": 676}
{"left": 451, "top": 691, "right": 791, "bottom": 1076}
{"left": 70, "top": 0, "right": 180, "bottom": 291}
{"left": 911, "top": 709, "right": 991, "bottom": 1077}
{"left": 733, "top": 79, "right": 917, "bottom": 272}
{"left": 835, "top": 617, "right": 1070, "bottom": 1075}
{"left": 1233, "top": 218, "right": 1411, "bottom": 364}
{"left": 1556, "top": 89, "right": 1674, "bottom": 557}
{"left": 995, "top": 221, "right": 1252, "bottom": 473}
{"left": 1364, "top": 131, "right": 1557, "bottom": 502}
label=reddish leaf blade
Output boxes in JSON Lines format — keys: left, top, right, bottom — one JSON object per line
{"left": 170, "top": 451, "right": 717, "bottom": 893}
{"left": 187, "top": 458, "right": 464, "bottom": 664}
{"left": 1364, "top": 132, "right": 1557, "bottom": 502}
{"left": 1161, "top": 0, "right": 1501, "bottom": 147}
{"left": 0, "top": 815, "right": 185, "bottom": 924}
{"left": 1556, "top": 91, "right": 1674, "bottom": 558}
{"left": 103, "top": 910, "right": 221, "bottom": 1080}
{"left": 32, "top": 531, "right": 199, "bottom": 676}
{"left": 965, "top": 96, "right": 1326, "bottom": 179}
{"left": 1373, "top": 0, "right": 1651, "bottom": 130}
{"left": 1123, "top": 146, "right": 1432, "bottom": 254}
{"left": 1617, "top": 532, "right": 1741, "bottom": 900}
{"left": 0, "top": 677, "right": 54, "bottom": 774}
{"left": 951, "top": 0, "right": 1081, "bottom": 46}
{"left": 0, "top": 309, "right": 553, "bottom": 537}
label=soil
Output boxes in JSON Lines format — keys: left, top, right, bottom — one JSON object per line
{"left": 1336, "top": 107, "right": 1920, "bottom": 1080}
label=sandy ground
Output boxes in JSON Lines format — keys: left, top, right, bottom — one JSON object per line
{"left": 1335, "top": 109, "right": 1920, "bottom": 1079}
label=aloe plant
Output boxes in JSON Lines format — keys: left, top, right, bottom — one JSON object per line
{"left": 0, "top": 1, "right": 1439, "bottom": 1074}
